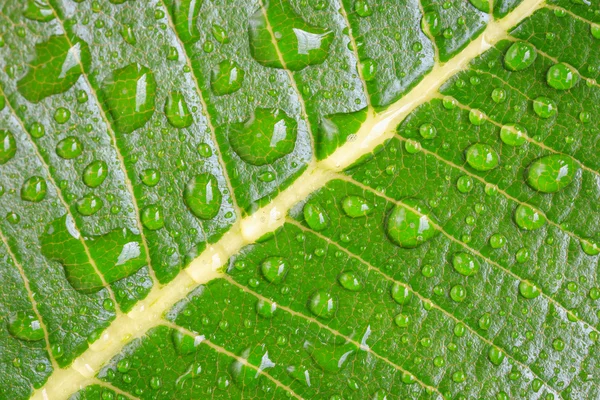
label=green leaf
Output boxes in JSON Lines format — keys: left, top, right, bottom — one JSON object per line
{"left": 0, "top": 0, "right": 599, "bottom": 399}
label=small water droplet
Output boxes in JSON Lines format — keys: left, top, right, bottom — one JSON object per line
{"left": 338, "top": 272, "right": 363, "bottom": 291}
{"left": 500, "top": 124, "right": 527, "bottom": 146}
{"left": 303, "top": 202, "right": 329, "bottom": 231}
{"left": 341, "top": 195, "right": 372, "bottom": 218}
{"left": 211, "top": 60, "right": 245, "bottom": 96}
{"left": 261, "top": 256, "right": 288, "bottom": 283}
{"left": 140, "top": 168, "right": 160, "bottom": 187}
{"left": 519, "top": 280, "right": 540, "bottom": 299}
{"left": 546, "top": 63, "right": 577, "bottom": 90}
{"left": 77, "top": 194, "right": 103, "bottom": 216}
{"left": 532, "top": 96, "right": 557, "bottom": 119}
{"left": 141, "top": 204, "right": 164, "bottom": 230}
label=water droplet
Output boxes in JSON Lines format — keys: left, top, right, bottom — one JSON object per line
{"left": 172, "top": 330, "right": 202, "bottom": 355}
{"left": 103, "top": 63, "right": 156, "bottom": 134}
{"left": 489, "top": 233, "right": 506, "bottom": 249}
{"left": 23, "top": 0, "right": 55, "bottom": 21}
{"left": 21, "top": 176, "right": 47, "bottom": 203}
{"left": 303, "top": 202, "right": 329, "bottom": 231}
{"left": 391, "top": 283, "right": 412, "bottom": 305}
{"left": 465, "top": 143, "right": 498, "bottom": 171}
{"left": 8, "top": 311, "right": 44, "bottom": 341}
{"left": 526, "top": 154, "right": 577, "bottom": 193}
{"left": 139, "top": 169, "right": 160, "bottom": 187}
{"left": 404, "top": 139, "right": 421, "bottom": 154}
{"left": 308, "top": 342, "right": 355, "bottom": 373}
{"left": 546, "top": 63, "right": 577, "bottom": 90}
{"left": 150, "top": 376, "right": 162, "bottom": 390}
{"left": 456, "top": 175, "right": 473, "bottom": 193}
{"left": 28, "top": 122, "right": 45, "bottom": 138}
{"left": 82, "top": 160, "right": 108, "bottom": 188}
{"left": 394, "top": 313, "right": 410, "bottom": 327}
{"left": 592, "top": 24, "right": 600, "bottom": 39}
{"left": 491, "top": 88, "right": 507, "bottom": 103}
{"left": 488, "top": 346, "right": 505, "bottom": 366}
{"left": 361, "top": 58, "right": 377, "bottom": 81}
{"left": 141, "top": 204, "right": 164, "bottom": 230}
{"left": 469, "top": 109, "right": 486, "bottom": 125}
{"left": 211, "top": 60, "right": 245, "bottom": 96}
{"left": 18, "top": 35, "right": 91, "bottom": 102}
{"left": 183, "top": 173, "right": 221, "bottom": 220}
{"left": 248, "top": 1, "right": 333, "bottom": 71}
{"left": 172, "top": 0, "right": 202, "bottom": 43}
{"left": 581, "top": 238, "right": 600, "bottom": 256}
{"left": 500, "top": 124, "right": 527, "bottom": 146}
{"left": 117, "top": 358, "right": 131, "bottom": 373}
{"left": 338, "top": 272, "right": 363, "bottom": 291}
{"left": 228, "top": 108, "right": 296, "bottom": 166}
{"left": 341, "top": 195, "right": 372, "bottom": 218}
{"left": 532, "top": 96, "right": 557, "bottom": 119}
{"left": 354, "top": 0, "right": 373, "bottom": 16}
{"left": 401, "top": 372, "right": 416, "bottom": 384}
{"left": 256, "top": 299, "right": 277, "bottom": 318}
{"left": 478, "top": 312, "right": 491, "bottom": 330}
{"left": 503, "top": 41, "right": 536, "bottom": 71}
{"left": 54, "top": 107, "right": 71, "bottom": 124}
{"left": 386, "top": 199, "right": 438, "bottom": 248}
{"left": 77, "top": 194, "right": 103, "bottom": 216}
{"left": 0, "top": 130, "right": 17, "bottom": 164}
{"left": 514, "top": 204, "right": 546, "bottom": 230}
{"left": 450, "top": 285, "right": 466, "bottom": 302}
{"left": 211, "top": 24, "right": 229, "bottom": 44}
{"left": 308, "top": 289, "right": 336, "bottom": 318}
{"left": 422, "top": 11, "right": 441, "bottom": 36}
{"left": 519, "top": 280, "right": 540, "bottom": 299}
{"left": 419, "top": 123, "right": 436, "bottom": 139}
{"left": 261, "top": 256, "right": 288, "bottom": 283}
{"left": 164, "top": 91, "right": 192, "bottom": 128}
{"left": 121, "top": 24, "right": 137, "bottom": 45}
{"left": 516, "top": 247, "right": 530, "bottom": 263}
{"left": 552, "top": 338, "right": 565, "bottom": 351}
{"left": 56, "top": 136, "right": 83, "bottom": 159}
{"left": 452, "top": 252, "right": 480, "bottom": 276}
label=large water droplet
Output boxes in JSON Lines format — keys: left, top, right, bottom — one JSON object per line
{"left": 183, "top": 173, "right": 222, "bottom": 220}
{"left": 228, "top": 108, "right": 297, "bottom": 166}
{"left": 164, "top": 91, "right": 192, "bottom": 128}
{"left": 77, "top": 194, "right": 103, "bottom": 216}
{"left": 526, "top": 154, "right": 578, "bottom": 193}
{"left": 82, "top": 160, "right": 108, "bottom": 188}
{"left": 0, "top": 130, "right": 17, "bottom": 164}
{"left": 341, "top": 195, "right": 372, "bottom": 218}
{"left": 546, "top": 63, "right": 577, "bottom": 90}
{"left": 452, "top": 252, "right": 480, "bottom": 276}
{"left": 514, "top": 204, "right": 546, "bottom": 230}
{"left": 103, "top": 63, "right": 156, "bottom": 134}
{"left": 23, "top": 0, "right": 55, "bottom": 22}
{"left": 211, "top": 60, "right": 245, "bottom": 96}
{"left": 260, "top": 256, "right": 288, "bottom": 283}
{"left": 488, "top": 346, "right": 505, "bottom": 366}
{"left": 8, "top": 311, "right": 45, "bottom": 341}
{"left": 171, "top": 0, "right": 202, "bottom": 43}
{"left": 519, "top": 280, "right": 540, "bottom": 299}
{"left": 303, "top": 201, "right": 329, "bottom": 231}
{"left": 503, "top": 42, "right": 536, "bottom": 71}
{"left": 18, "top": 35, "right": 90, "bottom": 102}
{"left": 56, "top": 136, "right": 83, "bottom": 159}
{"left": 500, "top": 124, "right": 527, "bottom": 147}
{"left": 230, "top": 346, "right": 273, "bottom": 387}
{"left": 21, "top": 176, "right": 47, "bottom": 203}
{"left": 391, "top": 283, "right": 412, "bottom": 305}
{"left": 465, "top": 143, "right": 498, "bottom": 171}
{"left": 533, "top": 96, "right": 557, "bottom": 119}
{"left": 248, "top": 1, "right": 333, "bottom": 71}
{"left": 338, "top": 272, "right": 363, "bottom": 292}
{"left": 308, "top": 289, "right": 336, "bottom": 318}
{"left": 422, "top": 11, "right": 441, "bottom": 36}
{"left": 385, "top": 199, "right": 438, "bottom": 248}
{"left": 141, "top": 204, "right": 164, "bottom": 230}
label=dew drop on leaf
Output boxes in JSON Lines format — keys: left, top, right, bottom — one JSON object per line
{"left": 456, "top": 175, "right": 473, "bottom": 193}
{"left": 450, "top": 284, "right": 466, "bottom": 302}
{"left": 500, "top": 124, "right": 527, "bottom": 147}
{"left": 391, "top": 283, "right": 412, "bottom": 305}
{"left": 469, "top": 109, "right": 485, "bottom": 125}
{"left": 303, "top": 202, "right": 329, "bottom": 231}
{"left": 362, "top": 59, "right": 377, "bottom": 81}
{"left": 255, "top": 299, "right": 277, "bottom": 318}
{"left": 526, "top": 154, "right": 577, "bottom": 193}
{"left": 171, "top": 0, "right": 202, "bottom": 43}
{"left": 341, "top": 195, "right": 372, "bottom": 218}
{"left": 0, "top": 130, "right": 17, "bottom": 164}
{"left": 141, "top": 204, "right": 164, "bottom": 230}
{"left": 488, "top": 346, "right": 505, "bottom": 366}
{"left": 468, "top": 0, "right": 490, "bottom": 12}
{"left": 386, "top": 199, "right": 438, "bottom": 248}
{"left": 211, "top": 60, "right": 245, "bottom": 96}
{"left": 183, "top": 173, "right": 222, "bottom": 220}
{"left": 120, "top": 24, "right": 137, "bottom": 45}
{"left": 580, "top": 238, "right": 600, "bottom": 256}
{"left": 514, "top": 204, "right": 546, "bottom": 230}
{"left": 338, "top": 272, "right": 363, "bottom": 291}
{"left": 7, "top": 311, "right": 45, "bottom": 341}
{"left": 465, "top": 143, "right": 498, "bottom": 171}
{"left": 228, "top": 108, "right": 297, "bottom": 166}
{"left": 419, "top": 123, "right": 436, "bottom": 139}
{"left": 547, "top": 63, "right": 577, "bottom": 90}
{"left": 491, "top": 88, "right": 507, "bottom": 103}
{"left": 76, "top": 194, "right": 103, "bottom": 216}
{"left": 308, "top": 289, "right": 336, "bottom": 318}
{"left": 260, "top": 256, "right": 288, "bottom": 283}
{"left": 56, "top": 136, "right": 83, "bottom": 159}
{"left": 519, "top": 280, "right": 540, "bottom": 299}
{"left": 140, "top": 168, "right": 160, "bottom": 187}
{"left": 354, "top": 0, "right": 373, "bottom": 17}
{"left": 532, "top": 96, "right": 557, "bottom": 119}
{"left": 164, "top": 91, "right": 193, "bottom": 128}
{"left": 21, "top": 176, "right": 47, "bottom": 203}
{"left": 503, "top": 41, "right": 536, "bottom": 71}
{"left": 452, "top": 252, "right": 480, "bottom": 276}
{"left": 394, "top": 313, "right": 410, "bottom": 327}
{"left": 82, "top": 160, "right": 108, "bottom": 188}
{"left": 422, "top": 11, "right": 441, "bottom": 36}
{"left": 54, "top": 107, "right": 71, "bottom": 124}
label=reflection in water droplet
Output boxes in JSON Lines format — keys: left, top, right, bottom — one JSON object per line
{"left": 171, "top": 0, "right": 202, "bottom": 43}
{"left": 183, "top": 173, "right": 222, "bottom": 219}
{"left": 23, "top": 0, "right": 55, "bottom": 22}
{"left": 121, "top": 24, "right": 137, "bottom": 45}
{"left": 519, "top": 280, "right": 540, "bottom": 299}
{"left": 488, "top": 346, "right": 505, "bottom": 365}
{"left": 211, "top": 60, "right": 245, "bottom": 96}
{"left": 0, "top": 130, "right": 17, "bottom": 164}
{"left": 391, "top": 283, "right": 412, "bottom": 305}
{"left": 526, "top": 154, "right": 577, "bottom": 193}
{"left": 20, "top": 176, "right": 47, "bottom": 203}
{"left": 500, "top": 124, "right": 527, "bottom": 147}
{"left": 103, "top": 63, "right": 156, "bottom": 134}
{"left": 533, "top": 96, "right": 557, "bottom": 119}
{"left": 77, "top": 194, "right": 103, "bottom": 216}
{"left": 228, "top": 108, "right": 297, "bottom": 166}
{"left": 18, "top": 35, "right": 91, "bottom": 102}
{"left": 386, "top": 199, "right": 438, "bottom": 248}
{"left": 164, "top": 91, "right": 193, "bottom": 128}
{"left": 248, "top": 0, "right": 333, "bottom": 71}
{"left": 338, "top": 272, "right": 363, "bottom": 291}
